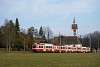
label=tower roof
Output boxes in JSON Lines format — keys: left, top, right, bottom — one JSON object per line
{"left": 73, "top": 17, "right": 75, "bottom": 23}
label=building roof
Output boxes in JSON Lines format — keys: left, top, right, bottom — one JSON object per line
{"left": 54, "top": 36, "right": 81, "bottom": 45}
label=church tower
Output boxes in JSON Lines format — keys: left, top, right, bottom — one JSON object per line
{"left": 71, "top": 17, "right": 78, "bottom": 36}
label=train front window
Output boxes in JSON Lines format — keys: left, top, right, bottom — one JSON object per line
{"left": 32, "top": 45, "right": 36, "bottom": 48}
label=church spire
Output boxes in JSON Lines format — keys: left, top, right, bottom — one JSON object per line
{"left": 73, "top": 17, "right": 75, "bottom": 24}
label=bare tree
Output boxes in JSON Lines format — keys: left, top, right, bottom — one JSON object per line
{"left": 4, "top": 20, "right": 15, "bottom": 52}
{"left": 34, "top": 29, "right": 39, "bottom": 38}
{"left": 27, "top": 27, "right": 35, "bottom": 49}
{"left": 20, "top": 28, "right": 27, "bottom": 51}
{"left": 45, "top": 26, "right": 53, "bottom": 42}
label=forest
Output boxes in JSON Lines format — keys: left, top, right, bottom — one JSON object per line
{"left": 79, "top": 31, "right": 100, "bottom": 51}
{"left": 0, "top": 18, "right": 53, "bottom": 51}
{"left": 0, "top": 18, "right": 100, "bottom": 52}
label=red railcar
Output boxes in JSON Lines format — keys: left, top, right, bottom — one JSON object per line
{"left": 32, "top": 43, "right": 90, "bottom": 53}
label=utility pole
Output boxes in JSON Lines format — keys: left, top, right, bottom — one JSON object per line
{"left": 59, "top": 32, "right": 61, "bottom": 53}
{"left": 89, "top": 36, "right": 91, "bottom": 52}
{"left": 98, "top": 39, "right": 99, "bottom": 50}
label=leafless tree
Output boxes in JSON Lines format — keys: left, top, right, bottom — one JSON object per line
{"left": 4, "top": 20, "right": 15, "bottom": 52}
{"left": 20, "top": 28, "right": 27, "bottom": 51}
{"left": 45, "top": 26, "right": 53, "bottom": 42}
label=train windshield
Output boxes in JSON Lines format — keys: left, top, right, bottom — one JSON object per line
{"left": 32, "top": 45, "right": 36, "bottom": 48}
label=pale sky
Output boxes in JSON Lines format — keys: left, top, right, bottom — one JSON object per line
{"left": 0, "top": 0, "right": 100, "bottom": 36}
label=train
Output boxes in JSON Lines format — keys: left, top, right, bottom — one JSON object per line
{"left": 32, "top": 43, "right": 90, "bottom": 53}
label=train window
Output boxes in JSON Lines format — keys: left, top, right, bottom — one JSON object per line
{"left": 57, "top": 47, "right": 59, "bottom": 49}
{"left": 87, "top": 48, "right": 89, "bottom": 50}
{"left": 61, "top": 47, "right": 63, "bottom": 49}
{"left": 48, "top": 46, "right": 50, "bottom": 48}
{"left": 61, "top": 47, "right": 65, "bottom": 49}
{"left": 72, "top": 48, "right": 76, "bottom": 50}
{"left": 46, "top": 46, "right": 48, "bottom": 48}
{"left": 46, "top": 46, "right": 49, "bottom": 48}
{"left": 78, "top": 48, "right": 81, "bottom": 50}
{"left": 46, "top": 46, "right": 52, "bottom": 48}
{"left": 68, "top": 47, "right": 71, "bottom": 49}
{"left": 83, "top": 48, "right": 86, "bottom": 50}
{"left": 49, "top": 46, "right": 51, "bottom": 48}
{"left": 63, "top": 47, "right": 65, "bottom": 49}
{"left": 39, "top": 46, "right": 43, "bottom": 48}
{"left": 50, "top": 46, "right": 52, "bottom": 48}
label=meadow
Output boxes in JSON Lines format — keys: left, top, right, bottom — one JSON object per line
{"left": 0, "top": 52, "right": 100, "bottom": 67}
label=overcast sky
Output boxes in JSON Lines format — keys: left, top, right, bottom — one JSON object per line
{"left": 0, "top": 0, "right": 100, "bottom": 36}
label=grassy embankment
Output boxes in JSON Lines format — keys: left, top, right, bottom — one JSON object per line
{"left": 0, "top": 52, "right": 100, "bottom": 67}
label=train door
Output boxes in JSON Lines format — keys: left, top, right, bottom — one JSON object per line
{"left": 43, "top": 45, "right": 46, "bottom": 51}
{"left": 52, "top": 46, "right": 54, "bottom": 52}
{"left": 72, "top": 47, "right": 77, "bottom": 52}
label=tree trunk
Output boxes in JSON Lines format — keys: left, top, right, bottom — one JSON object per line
{"left": 8, "top": 41, "right": 10, "bottom": 52}
{"left": 7, "top": 43, "right": 8, "bottom": 52}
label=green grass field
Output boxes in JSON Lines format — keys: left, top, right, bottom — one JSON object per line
{"left": 0, "top": 52, "right": 100, "bottom": 67}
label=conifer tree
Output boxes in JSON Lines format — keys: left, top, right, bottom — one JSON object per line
{"left": 15, "top": 18, "right": 20, "bottom": 35}
{"left": 15, "top": 18, "right": 21, "bottom": 51}
{"left": 39, "top": 26, "right": 43, "bottom": 38}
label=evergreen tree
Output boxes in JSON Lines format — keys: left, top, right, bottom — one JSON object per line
{"left": 39, "top": 26, "right": 43, "bottom": 38}
{"left": 15, "top": 18, "right": 20, "bottom": 35}
{"left": 15, "top": 18, "right": 21, "bottom": 51}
